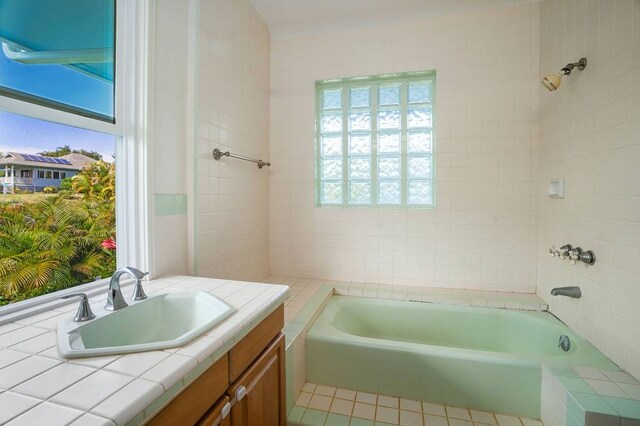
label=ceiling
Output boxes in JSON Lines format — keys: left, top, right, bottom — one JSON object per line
{"left": 250, "top": 0, "right": 536, "bottom": 39}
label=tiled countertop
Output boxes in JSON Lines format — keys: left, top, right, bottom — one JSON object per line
{"left": 0, "top": 275, "right": 289, "bottom": 426}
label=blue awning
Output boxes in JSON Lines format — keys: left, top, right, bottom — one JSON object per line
{"left": 0, "top": 0, "right": 114, "bottom": 82}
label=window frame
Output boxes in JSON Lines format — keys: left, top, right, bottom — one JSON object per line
{"left": 0, "top": 0, "right": 151, "bottom": 323}
{"left": 315, "top": 71, "right": 436, "bottom": 208}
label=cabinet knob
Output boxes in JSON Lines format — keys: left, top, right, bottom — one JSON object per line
{"left": 235, "top": 386, "right": 247, "bottom": 402}
{"left": 221, "top": 401, "right": 231, "bottom": 419}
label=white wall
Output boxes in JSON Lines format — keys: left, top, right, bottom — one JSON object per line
{"left": 150, "top": 0, "right": 190, "bottom": 278}
{"left": 269, "top": 3, "right": 540, "bottom": 291}
{"left": 536, "top": 0, "right": 640, "bottom": 379}
{"left": 193, "top": 0, "right": 271, "bottom": 281}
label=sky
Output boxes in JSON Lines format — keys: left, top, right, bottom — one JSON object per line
{"left": 0, "top": 111, "right": 115, "bottom": 162}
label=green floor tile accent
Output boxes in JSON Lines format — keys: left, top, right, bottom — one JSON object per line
{"left": 349, "top": 419, "right": 374, "bottom": 426}
{"left": 604, "top": 397, "right": 640, "bottom": 419}
{"left": 325, "top": 413, "right": 350, "bottom": 426}
{"left": 286, "top": 343, "right": 295, "bottom": 414}
{"left": 301, "top": 408, "right": 328, "bottom": 426}
{"left": 288, "top": 406, "right": 305, "bottom": 425}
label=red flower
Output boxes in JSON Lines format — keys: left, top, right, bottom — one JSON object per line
{"left": 101, "top": 238, "right": 116, "bottom": 250}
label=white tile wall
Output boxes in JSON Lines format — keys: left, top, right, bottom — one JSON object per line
{"left": 193, "top": 0, "right": 271, "bottom": 281}
{"left": 150, "top": 0, "right": 190, "bottom": 277}
{"left": 536, "top": 0, "right": 640, "bottom": 380}
{"left": 269, "top": 3, "right": 540, "bottom": 291}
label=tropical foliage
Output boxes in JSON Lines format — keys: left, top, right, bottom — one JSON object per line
{"left": 0, "top": 161, "right": 116, "bottom": 305}
{"left": 38, "top": 145, "right": 104, "bottom": 161}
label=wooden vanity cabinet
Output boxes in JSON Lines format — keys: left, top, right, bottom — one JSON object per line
{"left": 227, "top": 334, "right": 285, "bottom": 426}
{"left": 148, "top": 305, "right": 285, "bottom": 426}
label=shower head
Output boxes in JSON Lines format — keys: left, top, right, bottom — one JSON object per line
{"left": 541, "top": 57, "right": 587, "bottom": 92}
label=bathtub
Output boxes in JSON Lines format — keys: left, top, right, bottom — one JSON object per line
{"left": 306, "top": 296, "right": 617, "bottom": 418}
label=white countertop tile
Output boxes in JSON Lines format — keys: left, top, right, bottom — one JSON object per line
{"left": 90, "top": 379, "right": 164, "bottom": 426}
{"left": 0, "top": 391, "right": 41, "bottom": 423}
{"left": 175, "top": 334, "right": 223, "bottom": 363}
{"left": 0, "top": 349, "right": 29, "bottom": 369}
{"left": 0, "top": 326, "right": 49, "bottom": 348}
{"left": 0, "top": 275, "right": 289, "bottom": 425}
{"left": 0, "top": 355, "right": 61, "bottom": 389}
{"left": 103, "top": 351, "right": 170, "bottom": 378}
{"left": 6, "top": 402, "right": 84, "bottom": 426}
{"left": 69, "top": 414, "right": 116, "bottom": 426}
{"left": 140, "top": 354, "right": 198, "bottom": 390}
{"left": 13, "top": 362, "right": 96, "bottom": 399}
{"left": 50, "top": 370, "right": 134, "bottom": 411}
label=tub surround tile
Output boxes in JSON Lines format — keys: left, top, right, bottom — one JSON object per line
{"left": 399, "top": 410, "right": 422, "bottom": 426}
{"left": 422, "top": 403, "right": 446, "bottom": 417}
{"left": 352, "top": 403, "right": 377, "bottom": 420}
{"left": 585, "top": 380, "right": 630, "bottom": 398}
{"left": 378, "top": 396, "right": 399, "bottom": 409}
{"left": 375, "top": 406, "right": 399, "bottom": 424}
{"left": 329, "top": 398, "right": 354, "bottom": 416}
{"left": 308, "top": 394, "right": 333, "bottom": 411}
{"left": 470, "top": 410, "right": 498, "bottom": 425}
{"left": 446, "top": 407, "right": 471, "bottom": 421}
{"left": 0, "top": 276, "right": 289, "bottom": 425}
{"left": 494, "top": 414, "right": 522, "bottom": 426}
{"left": 400, "top": 399, "right": 422, "bottom": 413}
{"left": 423, "top": 415, "right": 448, "bottom": 426}
{"left": 356, "top": 392, "right": 378, "bottom": 405}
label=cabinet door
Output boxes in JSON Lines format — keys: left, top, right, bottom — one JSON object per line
{"left": 196, "top": 396, "right": 231, "bottom": 426}
{"left": 228, "top": 334, "right": 285, "bottom": 426}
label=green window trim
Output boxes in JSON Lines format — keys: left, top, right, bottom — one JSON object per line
{"left": 315, "top": 71, "right": 436, "bottom": 208}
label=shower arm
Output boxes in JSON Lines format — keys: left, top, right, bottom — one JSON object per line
{"left": 560, "top": 58, "right": 587, "bottom": 75}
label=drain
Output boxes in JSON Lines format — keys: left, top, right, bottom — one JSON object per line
{"left": 559, "top": 335, "right": 571, "bottom": 352}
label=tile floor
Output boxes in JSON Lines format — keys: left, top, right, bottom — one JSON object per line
{"left": 288, "top": 383, "right": 544, "bottom": 426}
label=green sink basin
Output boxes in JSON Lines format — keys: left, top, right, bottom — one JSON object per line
{"left": 57, "top": 291, "right": 235, "bottom": 358}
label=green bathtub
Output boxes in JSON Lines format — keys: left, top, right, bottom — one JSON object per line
{"left": 306, "top": 296, "right": 617, "bottom": 418}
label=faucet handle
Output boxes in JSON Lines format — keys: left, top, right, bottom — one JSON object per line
{"left": 569, "top": 247, "right": 583, "bottom": 265}
{"left": 128, "top": 267, "right": 149, "bottom": 301}
{"left": 61, "top": 293, "right": 95, "bottom": 322}
{"left": 549, "top": 245, "right": 557, "bottom": 257}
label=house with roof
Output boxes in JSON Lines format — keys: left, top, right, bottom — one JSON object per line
{"left": 0, "top": 152, "right": 97, "bottom": 194}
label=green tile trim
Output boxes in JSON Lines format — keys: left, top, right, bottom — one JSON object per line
{"left": 301, "top": 408, "right": 328, "bottom": 426}
{"left": 124, "top": 412, "right": 144, "bottom": 426}
{"left": 288, "top": 406, "right": 305, "bottom": 425}
{"left": 604, "top": 397, "right": 640, "bottom": 419}
{"left": 143, "top": 381, "right": 183, "bottom": 418}
{"left": 155, "top": 194, "right": 188, "bottom": 216}
{"left": 325, "top": 413, "right": 351, "bottom": 426}
{"left": 568, "top": 392, "right": 619, "bottom": 423}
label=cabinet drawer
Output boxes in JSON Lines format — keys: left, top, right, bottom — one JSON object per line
{"left": 148, "top": 355, "right": 229, "bottom": 426}
{"left": 196, "top": 395, "right": 231, "bottom": 426}
{"left": 228, "top": 305, "right": 284, "bottom": 382}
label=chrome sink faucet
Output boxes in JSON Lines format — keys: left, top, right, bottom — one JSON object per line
{"left": 106, "top": 267, "right": 149, "bottom": 311}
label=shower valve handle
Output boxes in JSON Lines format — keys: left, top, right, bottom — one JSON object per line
{"left": 569, "top": 247, "right": 583, "bottom": 265}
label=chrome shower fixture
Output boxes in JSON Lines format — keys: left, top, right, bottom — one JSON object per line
{"left": 541, "top": 57, "right": 587, "bottom": 91}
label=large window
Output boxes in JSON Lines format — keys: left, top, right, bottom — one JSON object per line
{"left": 316, "top": 71, "right": 435, "bottom": 207}
{"left": 0, "top": 0, "right": 147, "bottom": 314}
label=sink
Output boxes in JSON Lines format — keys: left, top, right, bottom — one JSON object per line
{"left": 57, "top": 291, "right": 235, "bottom": 358}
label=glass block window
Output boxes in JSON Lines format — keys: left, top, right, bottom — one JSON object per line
{"left": 315, "top": 71, "right": 435, "bottom": 207}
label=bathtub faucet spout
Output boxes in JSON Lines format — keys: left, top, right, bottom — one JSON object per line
{"left": 550, "top": 286, "right": 581, "bottom": 298}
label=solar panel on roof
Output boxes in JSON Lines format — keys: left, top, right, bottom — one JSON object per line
{"left": 22, "top": 154, "right": 72, "bottom": 165}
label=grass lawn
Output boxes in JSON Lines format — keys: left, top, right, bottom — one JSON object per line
{"left": 0, "top": 193, "right": 57, "bottom": 204}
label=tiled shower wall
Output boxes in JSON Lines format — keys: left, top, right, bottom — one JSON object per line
{"left": 193, "top": 0, "right": 271, "bottom": 280}
{"left": 270, "top": 3, "right": 541, "bottom": 291}
{"left": 536, "top": 0, "right": 640, "bottom": 379}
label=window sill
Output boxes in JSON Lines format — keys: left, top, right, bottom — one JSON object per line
{"left": 0, "top": 277, "right": 134, "bottom": 326}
